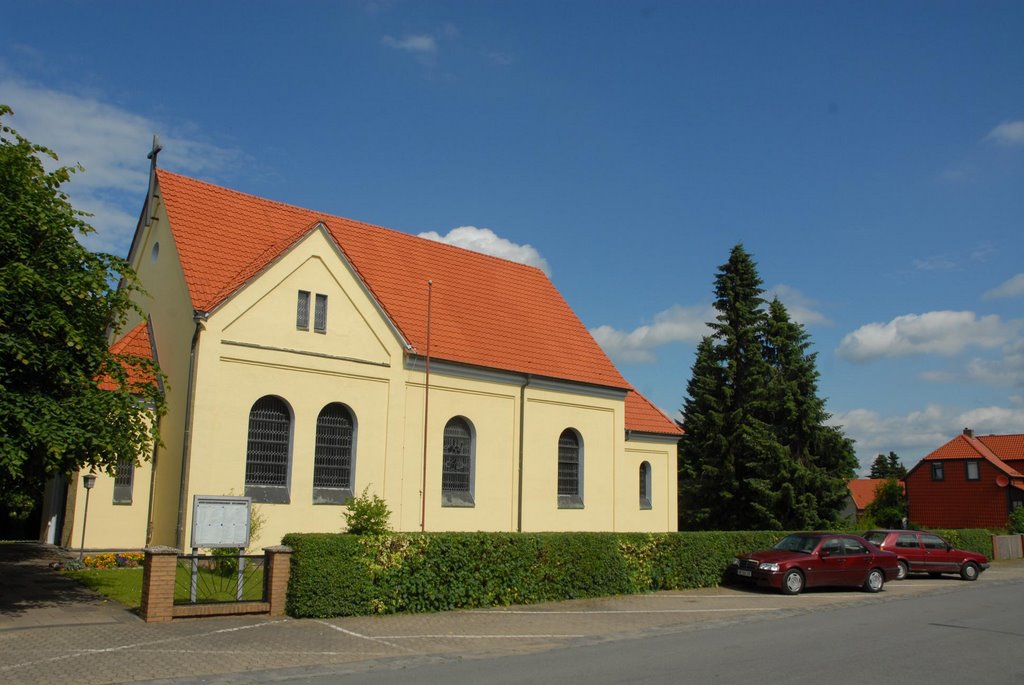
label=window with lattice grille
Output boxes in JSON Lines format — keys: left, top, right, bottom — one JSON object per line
{"left": 557, "top": 429, "right": 583, "bottom": 508}
{"left": 113, "top": 459, "right": 134, "bottom": 505}
{"left": 441, "top": 417, "right": 474, "bottom": 506}
{"left": 313, "top": 403, "right": 355, "bottom": 504}
{"left": 296, "top": 291, "right": 310, "bottom": 329}
{"left": 245, "top": 396, "right": 291, "bottom": 503}
{"left": 314, "top": 293, "right": 328, "bottom": 332}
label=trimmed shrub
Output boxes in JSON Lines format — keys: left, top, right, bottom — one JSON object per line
{"left": 282, "top": 533, "right": 375, "bottom": 618}
{"left": 932, "top": 528, "right": 993, "bottom": 557}
{"left": 282, "top": 530, "right": 793, "bottom": 618}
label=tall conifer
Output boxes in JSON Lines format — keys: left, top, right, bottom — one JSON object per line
{"left": 679, "top": 245, "right": 856, "bottom": 530}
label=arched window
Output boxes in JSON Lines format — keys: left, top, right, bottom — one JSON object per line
{"left": 313, "top": 403, "right": 355, "bottom": 504}
{"left": 639, "top": 461, "right": 652, "bottom": 510}
{"left": 245, "top": 395, "right": 291, "bottom": 503}
{"left": 558, "top": 429, "right": 584, "bottom": 508}
{"left": 441, "top": 417, "right": 475, "bottom": 507}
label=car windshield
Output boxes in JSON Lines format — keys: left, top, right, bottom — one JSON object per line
{"left": 773, "top": 534, "right": 821, "bottom": 553}
{"left": 863, "top": 531, "right": 886, "bottom": 544}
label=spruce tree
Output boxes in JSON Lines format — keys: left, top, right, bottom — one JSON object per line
{"left": 886, "top": 452, "right": 907, "bottom": 479}
{"left": 680, "top": 245, "right": 786, "bottom": 530}
{"left": 869, "top": 454, "right": 890, "bottom": 479}
{"left": 679, "top": 244, "right": 857, "bottom": 530}
{"left": 763, "top": 298, "right": 857, "bottom": 527}
{"left": 678, "top": 337, "right": 726, "bottom": 529}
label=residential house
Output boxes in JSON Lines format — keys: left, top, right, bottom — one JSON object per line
{"left": 48, "top": 158, "right": 682, "bottom": 551}
{"left": 842, "top": 478, "right": 891, "bottom": 523}
{"left": 906, "top": 428, "right": 1024, "bottom": 529}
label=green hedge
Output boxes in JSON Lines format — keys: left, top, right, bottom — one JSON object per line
{"left": 282, "top": 530, "right": 788, "bottom": 618}
{"left": 931, "top": 529, "right": 993, "bottom": 557}
{"left": 282, "top": 528, "right": 996, "bottom": 618}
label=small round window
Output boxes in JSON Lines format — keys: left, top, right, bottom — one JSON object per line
{"left": 151, "top": 242, "right": 160, "bottom": 263}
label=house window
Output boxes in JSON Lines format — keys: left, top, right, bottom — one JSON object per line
{"left": 296, "top": 291, "right": 310, "bottom": 329}
{"left": 313, "top": 403, "right": 355, "bottom": 504}
{"left": 441, "top": 417, "right": 474, "bottom": 507}
{"left": 639, "top": 461, "right": 652, "bottom": 510}
{"left": 931, "top": 462, "right": 944, "bottom": 481}
{"left": 314, "top": 293, "right": 328, "bottom": 332}
{"left": 557, "top": 429, "right": 583, "bottom": 509}
{"left": 113, "top": 459, "right": 134, "bottom": 505}
{"left": 965, "top": 460, "right": 980, "bottom": 481}
{"left": 245, "top": 395, "right": 291, "bottom": 503}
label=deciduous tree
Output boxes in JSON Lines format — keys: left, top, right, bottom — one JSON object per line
{"left": 0, "top": 105, "right": 164, "bottom": 519}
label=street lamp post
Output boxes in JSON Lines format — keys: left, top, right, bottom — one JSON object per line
{"left": 79, "top": 473, "right": 97, "bottom": 561}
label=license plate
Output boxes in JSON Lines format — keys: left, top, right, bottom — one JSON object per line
{"left": 737, "top": 569, "right": 752, "bottom": 577}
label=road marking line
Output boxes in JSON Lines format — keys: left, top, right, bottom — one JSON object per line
{"left": 0, "top": 619, "right": 289, "bottom": 672}
{"left": 372, "top": 634, "right": 586, "bottom": 639}
{"left": 470, "top": 608, "right": 782, "bottom": 615}
{"left": 315, "top": 621, "right": 408, "bottom": 651}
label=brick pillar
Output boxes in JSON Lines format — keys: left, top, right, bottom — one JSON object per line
{"left": 140, "top": 546, "right": 181, "bottom": 623}
{"left": 264, "top": 545, "right": 293, "bottom": 617}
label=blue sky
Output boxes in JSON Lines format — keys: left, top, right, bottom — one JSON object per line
{"left": 3, "top": 1, "right": 1023, "bottom": 473}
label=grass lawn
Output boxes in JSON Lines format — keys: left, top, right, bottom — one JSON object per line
{"left": 64, "top": 562, "right": 265, "bottom": 609}
{"left": 65, "top": 568, "right": 144, "bottom": 609}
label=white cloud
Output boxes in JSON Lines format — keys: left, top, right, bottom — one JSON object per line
{"left": 418, "top": 226, "right": 550, "bottom": 275}
{"left": 984, "top": 273, "right": 1024, "bottom": 300}
{"left": 964, "top": 340, "right": 1024, "bottom": 387}
{"left": 590, "top": 304, "right": 714, "bottom": 364}
{"left": 831, "top": 402, "right": 1024, "bottom": 474}
{"left": 836, "top": 311, "right": 1020, "bottom": 362}
{"left": 985, "top": 120, "right": 1024, "bottom": 146}
{"left": 912, "top": 256, "right": 958, "bottom": 272}
{"left": 1, "top": 77, "right": 244, "bottom": 254}
{"left": 382, "top": 34, "right": 438, "bottom": 55}
{"left": 768, "top": 284, "right": 831, "bottom": 326}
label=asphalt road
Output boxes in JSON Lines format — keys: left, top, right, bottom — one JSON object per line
{"left": 282, "top": 577, "right": 1024, "bottom": 685}
{"left": 6, "top": 544, "right": 1023, "bottom": 684}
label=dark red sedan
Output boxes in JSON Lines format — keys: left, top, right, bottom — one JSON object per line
{"left": 731, "top": 532, "right": 900, "bottom": 595}
{"left": 863, "top": 529, "right": 990, "bottom": 581}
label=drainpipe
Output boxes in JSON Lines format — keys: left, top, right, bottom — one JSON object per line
{"left": 175, "top": 310, "right": 207, "bottom": 549}
{"left": 516, "top": 375, "right": 531, "bottom": 532}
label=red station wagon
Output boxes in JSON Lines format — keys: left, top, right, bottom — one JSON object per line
{"left": 731, "top": 532, "right": 900, "bottom": 595}
{"left": 863, "top": 529, "right": 990, "bottom": 581}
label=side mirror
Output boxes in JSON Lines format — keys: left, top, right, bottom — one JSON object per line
{"left": 820, "top": 550, "right": 831, "bottom": 558}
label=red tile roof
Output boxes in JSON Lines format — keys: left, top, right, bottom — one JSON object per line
{"left": 100, "top": 322, "right": 155, "bottom": 391}
{"left": 977, "top": 434, "right": 1024, "bottom": 459}
{"left": 626, "top": 391, "right": 683, "bottom": 436}
{"left": 154, "top": 171, "right": 680, "bottom": 436}
{"left": 847, "top": 478, "right": 903, "bottom": 511}
{"left": 919, "top": 432, "right": 1024, "bottom": 479}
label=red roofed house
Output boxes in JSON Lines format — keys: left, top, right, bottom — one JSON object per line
{"left": 906, "top": 428, "right": 1024, "bottom": 529}
{"left": 841, "top": 478, "right": 893, "bottom": 523}
{"left": 53, "top": 156, "right": 682, "bottom": 551}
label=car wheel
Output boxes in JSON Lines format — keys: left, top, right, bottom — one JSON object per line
{"left": 781, "top": 569, "right": 804, "bottom": 595}
{"left": 864, "top": 568, "right": 885, "bottom": 593}
{"left": 960, "top": 562, "right": 980, "bottom": 581}
{"left": 896, "top": 560, "right": 909, "bottom": 580}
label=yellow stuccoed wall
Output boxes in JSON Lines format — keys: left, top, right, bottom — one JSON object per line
{"left": 69, "top": 206, "right": 679, "bottom": 552}
{"left": 66, "top": 191, "right": 195, "bottom": 550}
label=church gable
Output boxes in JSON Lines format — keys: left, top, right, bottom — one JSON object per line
{"left": 215, "top": 227, "right": 394, "bottom": 366}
